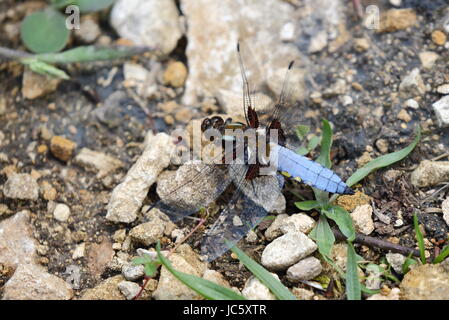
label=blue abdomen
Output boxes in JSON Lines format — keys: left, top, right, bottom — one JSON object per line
{"left": 274, "top": 145, "right": 353, "bottom": 195}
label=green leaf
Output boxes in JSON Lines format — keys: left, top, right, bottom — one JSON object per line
{"left": 309, "top": 215, "right": 335, "bottom": 260}
{"left": 402, "top": 255, "right": 417, "bottom": 274}
{"left": 346, "top": 242, "right": 361, "bottom": 300}
{"left": 52, "top": 0, "right": 115, "bottom": 12}
{"left": 317, "top": 119, "right": 332, "bottom": 169}
{"left": 307, "top": 135, "right": 321, "bottom": 152}
{"left": 296, "top": 146, "right": 309, "bottom": 156}
{"left": 20, "top": 9, "right": 70, "bottom": 54}
{"left": 73, "top": 0, "right": 115, "bottom": 12}
{"left": 295, "top": 200, "right": 320, "bottom": 211}
{"left": 155, "top": 242, "right": 245, "bottom": 300}
{"left": 324, "top": 205, "right": 355, "bottom": 242}
{"left": 228, "top": 242, "right": 296, "bottom": 300}
{"left": 413, "top": 213, "right": 427, "bottom": 264}
{"left": 21, "top": 58, "right": 69, "bottom": 79}
{"left": 296, "top": 125, "right": 310, "bottom": 140}
{"left": 131, "top": 255, "right": 154, "bottom": 266}
{"left": 433, "top": 241, "right": 449, "bottom": 264}
{"left": 345, "top": 127, "right": 420, "bottom": 188}
{"left": 35, "top": 45, "right": 148, "bottom": 64}
{"left": 144, "top": 262, "right": 159, "bottom": 277}
{"left": 361, "top": 285, "right": 380, "bottom": 295}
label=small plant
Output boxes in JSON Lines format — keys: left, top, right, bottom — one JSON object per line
{"left": 21, "top": 0, "right": 115, "bottom": 54}
{"left": 400, "top": 213, "right": 449, "bottom": 271}
{"left": 295, "top": 119, "right": 421, "bottom": 300}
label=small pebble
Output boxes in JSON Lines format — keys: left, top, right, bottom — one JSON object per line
{"left": 163, "top": 61, "right": 188, "bottom": 88}
{"left": 437, "top": 84, "right": 449, "bottom": 95}
{"left": 50, "top": 136, "right": 76, "bottom": 162}
{"left": 53, "top": 203, "right": 71, "bottom": 222}
{"left": 405, "top": 99, "right": 419, "bottom": 109}
{"left": 431, "top": 30, "right": 447, "bottom": 46}
{"left": 118, "top": 281, "right": 141, "bottom": 300}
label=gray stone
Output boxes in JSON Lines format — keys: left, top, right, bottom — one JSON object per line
{"left": 261, "top": 232, "right": 317, "bottom": 271}
{"left": 118, "top": 281, "right": 141, "bottom": 300}
{"left": 2, "top": 264, "right": 73, "bottom": 300}
{"left": 432, "top": 95, "right": 449, "bottom": 127}
{"left": 399, "top": 68, "right": 426, "bottom": 98}
{"left": 264, "top": 214, "right": 289, "bottom": 241}
{"left": 122, "top": 263, "right": 145, "bottom": 281}
{"left": 386, "top": 253, "right": 407, "bottom": 275}
{"left": 129, "top": 209, "right": 172, "bottom": 246}
{"left": 3, "top": 173, "right": 39, "bottom": 200}
{"left": 400, "top": 264, "right": 449, "bottom": 300}
{"left": 74, "top": 148, "right": 124, "bottom": 179}
{"left": 411, "top": 160, "right": 449, "bottom": 188}
{"left": 0, "top": 210, "right": 38, "bottom": 269}
{"left": 286, "top": 256, "right": 322, "bottom": 281}
{"left": 419, "top": 51, "right": 440, "bottom": 70}
{"left": 106, "top": 133, "right": 175, "bottom": 223}
{"left": 110, "top": 0, "right": 182, "bottom": 54}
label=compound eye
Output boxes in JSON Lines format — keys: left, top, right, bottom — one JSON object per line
{"left": 201, "top": 118, "right": 211, "bottom": 131}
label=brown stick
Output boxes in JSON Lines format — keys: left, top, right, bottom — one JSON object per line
{"left": 332, "top": 228, "right": 421, "bottom": 257}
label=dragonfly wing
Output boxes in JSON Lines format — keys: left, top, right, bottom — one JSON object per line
{"left": 155, "top": 161, "right": 232, "bottom": 221}
{"left": 200, "top": 168, "right": 285, "bottom": 262}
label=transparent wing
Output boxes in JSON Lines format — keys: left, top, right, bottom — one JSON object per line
{"left": 154, "top": 161, "right": 233, "bottom": 222}
{"left": 200, "top": 167, "right": 285, "bottom": 262}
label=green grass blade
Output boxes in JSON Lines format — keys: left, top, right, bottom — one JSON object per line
{"left": 413, "top": 213, "right": 427, "bottom": 264}
{"left": 156, "top": 242, "right": 246, "bottom": 300}
{"left": 346, "top": 242, "right": 361, "bottom": 300}
{"left": 345, "top": 127, "right": 420, "bottom": 187}
{"left": 433, "top": 241, "right": 449, "bottom": 264}
{"left": 35, "top": 45, "right": 150, "bottom": 64}
{"left": 317, "top": 119, "right": 332, "bottom": 169}
{"left": 228, "top": 242, "right": 296, "bottom": 300}
{"left": 402, "top": 254, "right": 417, "bottom": 274}
{"left": 309, "top": 215, "right": 335, "bottom": 260}
{"left": 295, "top": 200, "right": 320, "bottom": 211}
{"left": 324, "top": 205, "right": 356, "bottom": 242}
{"left": 21, "top": 58, "right": 69, "bottom": 79}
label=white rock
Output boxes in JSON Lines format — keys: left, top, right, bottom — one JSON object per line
{"left": 181, "top": 0, "right": 305, "bottom": 108}
{"left": 74, "top": 15, "right": 101, "bottom": 43}
{"left": 432, "top": 96, "right": 449, "bottom": 127}
{"left": 350, "top": 204, "right": 374, "bottom": 235}
{"left": 3, "top": 173, "right": 39, "bottom": 201}
{"left": 153, "top": 253, "right": 203, "bottom": 300}
{"left": 106, "top": 132, "right": 176, "bottom": 223}
{"left": 2, "top": 264, "right": 73, "bottom": 300}
{"left": 264, "top": 214, "right": 289, "bottom": 241}
{"left": 122, "top": 263, "right": 145, "bottom": 281}
{"left": 399, "top": 68, "right": 426, "bottom": 98}
{"left": 72, "top": 243, "right": 86, "bottom": 259}
{"left": 386, "top": 253, "right": 407, "bottom": 274}
{"left": 367, "top": 287, "right": 400, "bottom": 300}
{"left": 242, "top": 275, "right": 277, "bottom": 300}
{"left": 405, "top": 98, "right": 419, "bottom": 109}
{"left": 442, "top": 197, "right": 449, "bottom": 227}
{"left": 389, "top": 0, "right": 402, "bottom": 6}
{"left": 279, "top": 213, "right": 316, "bottom": 235}
{"left": 53, "top": 203, "right": 71, "bottom": 222}
{"left": 0, "top": 210, "right": 38, "bottom": 269}
{"left": 411, "top": 160, "right": 449, "bottom": 188}
{"left": 261, "top": 232, "right": 317, "bottom": 271}
{"left": 419, "top": 51, "right": 440, "bottom": 70}
{"left": 286, "top": 257, "right": 322, "bottom": 281}
{"left": 308, "top": 30, "right": 328, "bottom": 53}
{"left": 280, "top": 22, "right": 295, "bottom": 42}
{"left": 74, "top": 148, "right": 124, "bottom": 179}
{"left": 110, "top": 0, "right": 182, "bottom": 54}
{"left": 118, "top": 281, "right": 141, "bottom": 300}
{"left": 245, "top": 230, "right": 258, "bottom": 243}
{"left": 437, "top": 84, "right": 449, "bottom": 95}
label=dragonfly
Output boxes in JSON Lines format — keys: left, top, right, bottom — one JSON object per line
{"left": 152, "top": 43, "right": 354, "bottom": 262}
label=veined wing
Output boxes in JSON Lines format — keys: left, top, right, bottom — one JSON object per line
{"left": 200, "top": 164, "right": 285, "bottom": 262}
{"left": 155, "top": 161, "right": 233, "bottom": 222}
